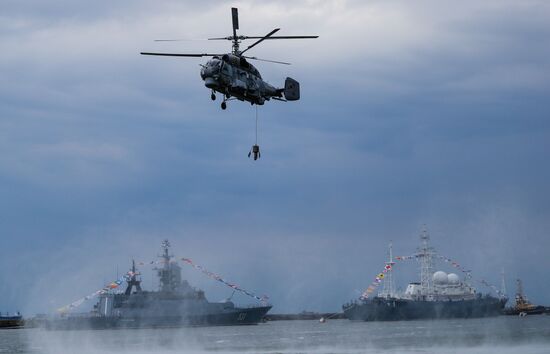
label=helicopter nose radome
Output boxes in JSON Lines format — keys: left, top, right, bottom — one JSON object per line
{"left": 204, "top": 77, "right": 218, "bottom": 89}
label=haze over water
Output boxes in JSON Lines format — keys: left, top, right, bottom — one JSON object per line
{"left": 2, "top": 317, "right": 550, "bottom": 354}
{"left": 2, "top": 1, "right": 550, "bottom": 354}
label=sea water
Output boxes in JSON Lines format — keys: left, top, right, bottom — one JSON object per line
{"left": 1, "top": 316, "right": 549, "bottom": 354}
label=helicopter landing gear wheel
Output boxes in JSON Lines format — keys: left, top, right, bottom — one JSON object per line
{"left": 211, "top": 92, "right": 216, "bottom": 101}
{"left": 221, "top": 101, "right": 227, "bottom": 110}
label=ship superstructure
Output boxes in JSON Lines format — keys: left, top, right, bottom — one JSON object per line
{"left": 46, "top": 240, "right": 271, "bottom": 329}
{"left": 401, "top": 230, "right": 476, "bottom": 302}
{"left": 343, "top": 229, "right": 507, "bottom": 321}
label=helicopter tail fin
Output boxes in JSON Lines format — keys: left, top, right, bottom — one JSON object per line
{"left": 283, "top": 77, "right": 300, "bottom": 101}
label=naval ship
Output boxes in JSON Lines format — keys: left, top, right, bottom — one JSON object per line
{"left": 45, "top": 240, "right": 271, "bottom": 329}
{"left": 343, "top": 230, "right": 507, "bottom": 321}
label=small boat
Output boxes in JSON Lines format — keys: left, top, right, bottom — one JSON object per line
{"left": 0, "top": 312, "right": 24, "bottom": 329}
{"left": 503, "top": 279, "right": 545, "bottom": 316}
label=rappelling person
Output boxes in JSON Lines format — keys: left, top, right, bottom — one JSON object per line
{"left": 248, "top": 144, "right": 260, "bottom": 160}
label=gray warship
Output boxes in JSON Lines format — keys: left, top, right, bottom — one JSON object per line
{"left": 343, "top": 230, "right": 507, "bottom": 321}
{"left": 45, "top": 240, "right": 271, "bottom": 329}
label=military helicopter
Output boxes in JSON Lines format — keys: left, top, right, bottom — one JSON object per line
{"left": 140, "top": 8, "right": 318, "bottom": 110}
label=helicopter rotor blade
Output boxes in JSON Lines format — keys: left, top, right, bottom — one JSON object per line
{"left": 140, "top": 52, "right": 220, "bottom": 57}
{"left": 239, "top": 28, "right": 280, "bottom": 55}
{"left": 153, "top": 39, "right": 207, "bottom": 42}
{"left": 242, "top": 56, "right": 291, "bottom": 65}
{"left": 208, "top": 35, "right": 319, "bottom": 40}
{"left": 232, "top": 7, "right": 239, "bottom": 39}
{"left": 243, "top": 35, "right": 319, "bottom": 40}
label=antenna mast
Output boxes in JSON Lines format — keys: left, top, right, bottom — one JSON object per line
{"left": 124, "top": 259, "right": 142, "bottom": 295}
{"left": 418, "top": 226, "right": 435, "bottom": 296}
{"left": 516, "top": 278, "right": 526, "bottom": 304}
{"left": 500, "top": 269, "right": 507, "bottom": 298}
{"left": 161, "top": 239, "right": 171, "bottom": 263}
{"left": 158, "top": 240, "right": 172, "bottom": 292}
{"left": 381, "top": 242, "right": 396, "bottom": 298}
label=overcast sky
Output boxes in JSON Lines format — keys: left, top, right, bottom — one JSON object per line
{"left": 1, "top": 0, "right": 549, "bottom": 314}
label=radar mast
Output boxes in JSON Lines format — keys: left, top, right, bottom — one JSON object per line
{"left": 380, "top": 242, "right": 396, "bottom": 298}
{"left": 157, "top": 239, "right": 177, "bottom": 292}
{"left": 124, "top": 260, "right": 142, "bottom": 295}
{"left": 418, "top": 226, "right": 435, "bottom": 296}
{"left": 500, "top": 269, "right": 507, "bottom": 298}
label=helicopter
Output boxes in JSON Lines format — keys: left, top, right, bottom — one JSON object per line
{"left": 140, "top": 8, "right": 318, "bottom": 110}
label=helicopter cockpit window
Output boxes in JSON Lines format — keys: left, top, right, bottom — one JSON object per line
{"left": 207, "top": 59, "right": 221, "bottom": 69}
{"left": 250, "top": 68, "right": 261, "bottom": 79}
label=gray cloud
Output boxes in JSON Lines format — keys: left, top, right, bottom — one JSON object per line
{"left": 1, "top": 0, "right": 550, "bottom": 314}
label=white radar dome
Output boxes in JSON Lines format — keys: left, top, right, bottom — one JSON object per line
{"left": 447, "top": 273, "right": 460, "bottom": 284}
{"left": 433, "top": 271, "right": 448, "bottom": 284}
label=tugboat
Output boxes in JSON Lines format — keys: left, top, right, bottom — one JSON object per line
{"left": 0, "top": 312, "right": 23, "bottom": 329}
{"left": 343, "top": 229, "right": 507, "bottom": 321}
{"left": 45, "top": 240, "right": 271, "bottom": 329}
{"left": 503, "top": 279, "right": 545, "bottom": 316}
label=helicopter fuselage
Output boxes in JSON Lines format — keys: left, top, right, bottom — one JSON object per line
{"left": 141, "top": 7, "right": 314, "bottom": 110}
{"left": 200, "top": 54, "right": 280, "bottom": 105}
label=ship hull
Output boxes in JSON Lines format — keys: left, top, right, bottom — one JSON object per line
{"left": 503, "top": 306, "right": 545, "bottom": 316}
{"left": 0, "top": 317, "right": 24, "bottom": 329}
{"left": 343, "top": 297, "right": 506, "bottom": 321}
{"left": 43, "top": 305, "right": 271, "bottom": 330}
